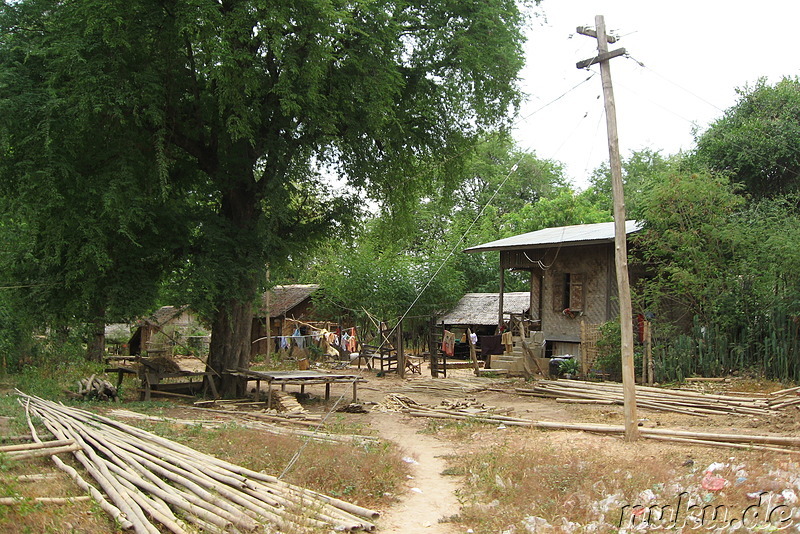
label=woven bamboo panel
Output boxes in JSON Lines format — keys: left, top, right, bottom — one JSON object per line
{"left": 580, "top": 321, "right": 601, "bottom": 376}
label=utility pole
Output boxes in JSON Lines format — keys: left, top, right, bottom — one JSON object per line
{"left": 577, "top": 15, "right": 639, "bottom": 441}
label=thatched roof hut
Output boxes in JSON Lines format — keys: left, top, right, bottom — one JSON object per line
{"left": 438, "top": 292, "right": 530, "bottom": 327}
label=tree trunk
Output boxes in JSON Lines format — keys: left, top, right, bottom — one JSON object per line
{"left": 205, "top": 157, "right": 263, "bottom": 398}
{"left": 207, "top": 296, "right": 254, "bottom": 397}
{"left": 86, "top": 304, "right": 106, "bottom": 363}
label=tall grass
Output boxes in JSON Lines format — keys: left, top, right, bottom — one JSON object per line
{"left": 655, "top": 312, "right": 800, "bottom": 382}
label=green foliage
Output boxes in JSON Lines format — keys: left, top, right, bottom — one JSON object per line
{"left": 557, "top": 357, "right": 579, "bottom": 376}
{"left": 634, "top": 171, "right": 746, "bottom": 323}
{"left": 584, "top": 148, "right": 674, "bottom": 219}
{"left": 498, "top": 188, "right": 611, "bottom": 236}
{"left": 634, "top": 168, "right": 800, "bottom": 381}
{"left": 0, "top": 0, "right": 529, "bottom": 374}
{"left": 311, "top": 231, "right": 464, "bottom": 323}
{"left": 594, "top": 320, "right": 621, "bottom": 379}
{"left": 2, "top": 334, "right": 106, "bottom": 398}
{"left": 593, "top": 320, "right": 647, "bottom": 381}
{"left": 694, "top": 77, "right": 800, "bottom": 199}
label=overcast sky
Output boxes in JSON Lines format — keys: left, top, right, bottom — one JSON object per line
{"left": 512, "top": 0, "right": 800, "bottom": 189}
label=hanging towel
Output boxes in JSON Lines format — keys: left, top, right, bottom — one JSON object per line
{"left": 479, "top": 335, "right": 504, "bottom": 358}
{"left": 501, "top": 331, "right": 513, "bottom": 352}
{"left": 346, "top": 327, "right": 358, "bottom": 352}
{"left": 291, "top": 328, "right": 305, "bottom": 349}
{"left": 442, "top": 330, "right": 456, "bottom": 357}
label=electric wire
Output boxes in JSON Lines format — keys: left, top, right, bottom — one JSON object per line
{"left": 277, "top": 71, "right": 602, "bottom": 478}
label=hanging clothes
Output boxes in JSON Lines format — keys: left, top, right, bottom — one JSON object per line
{"left": 442, "top": 330, "right": 456, "bottom": 357}
{"left": 479, "top": 335, "right": 504, "bottom": 358}
{"left": 501, "top": 331, "right": 513, "bottom": 353}
{"left": 279, "top": 336, "right": 289, "bottom": 350}
{"left": 346, "top": 327, "right": 358, "bottom": 352}
{"left": 292, "top": 328, "right": 305, "bottom": 349}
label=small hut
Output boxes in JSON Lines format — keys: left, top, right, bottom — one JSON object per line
{"left": 438, "top": 292, "right": 531, "bottom": 333}
{"left": 128, "top": 306, "right": 208, "bottom": 356}
{"left": 251, "top": 284, "right": 320, "bottom": 356}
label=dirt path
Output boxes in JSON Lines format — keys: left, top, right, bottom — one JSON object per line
{"left": 368, "top": 412, "right": 462, "bottom": 534}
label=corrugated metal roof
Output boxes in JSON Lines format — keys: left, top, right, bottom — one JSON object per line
{"left": 463, "top": 220, "right": 642, "bottom": 253}
{"left": 438, "top": 292, "right": 530, "bottom": 326}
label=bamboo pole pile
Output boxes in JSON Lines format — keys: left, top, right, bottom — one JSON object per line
{"left": 397, "top": 401, "right": 800, "bottom": 455}
{"left": 402, "top": 376, "right": 510, "bottom": 396}
{"left": 0, "top": 438, "right": 82, "bottom": 460}
{"left": 516, "top": 379, "right": 779, "bottom": 417}
{"left": 379, "top": 393, "right": 528, "bottom": 425}
{"left": 767, "top": 385, "right": 800, "bottom": 409}
{"left": 75, "top": 374, "right": 119, "bottom": 401}
{"left": 18, "top": 391, "right": 380, "bottom": 533}
{"left": 110, "top": 408, "right": 380, "bottom": 446}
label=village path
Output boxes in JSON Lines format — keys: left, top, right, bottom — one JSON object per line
{"left": 367, "top": 412, "right": 462, "bottom": 534}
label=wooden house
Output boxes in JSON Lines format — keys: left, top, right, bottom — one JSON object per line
{"left": 128, "top": 306, "right": 208, "bottom": 356}
{"left": 251, "top": 284, "right": 320, "bottom": 356}
{"left": 463, "top": 221, "right": 642, "bottom": 369}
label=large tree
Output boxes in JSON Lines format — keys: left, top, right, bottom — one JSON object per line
{"left": 1, "top": 0, "right": 527, "bottom": 394}
{"left": 0, "top": 1, "right": 188, "bottom": 361}
{"left": 694, "top": 77, "right": 800, "bottom": 199}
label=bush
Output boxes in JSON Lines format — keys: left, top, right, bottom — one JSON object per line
{"left": 593, "top": 320, "right": 643, "bottom": 381}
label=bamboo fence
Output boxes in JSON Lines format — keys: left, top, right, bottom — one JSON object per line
{"left": 17, "top": 391, "right": 379, "bottom": 533}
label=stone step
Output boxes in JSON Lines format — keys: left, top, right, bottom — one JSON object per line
{"left": 477, "top": 368, "right": 508, "bottom": 376}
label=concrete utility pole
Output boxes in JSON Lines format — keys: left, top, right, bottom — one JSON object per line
{"left": 577, "top": 15, "right": 639, "bottom": 442}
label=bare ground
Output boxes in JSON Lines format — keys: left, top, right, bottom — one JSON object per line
{"left": 9, "top": 358, "right": 798, "bottom": 532}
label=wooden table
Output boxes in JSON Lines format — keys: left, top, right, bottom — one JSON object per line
{"left": 226, "top": 369, "right": 366, "bottom": 409}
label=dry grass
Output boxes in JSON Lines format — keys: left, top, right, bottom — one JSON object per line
{"left": 0, "top": 405, "right": 409, "bottom": 533}
{"left": 150, "top": 421, "right": 410, "bottom": 508}
{"left": 445, "top": 426, "right": 800, "bottom": 533}
{"left": 0, "top": 454, "right": 121, "bottom": 533}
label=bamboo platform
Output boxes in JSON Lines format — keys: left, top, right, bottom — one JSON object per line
{"left": 226, "top": 369, "right": 366, "bottom": 409}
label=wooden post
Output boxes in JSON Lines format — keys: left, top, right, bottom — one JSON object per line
{"left": 265, "top": 268, "right": 271, "bottom": 361}
{"left": 529, "top": 270, "right": 536, "bottom": 327}
{"left": 429, "top": 317, "right": 439, "bottom": 378}
{"left": 645, "top": 320, "right": 654, "bottom": 386}
{"left": 498, "top": 265, "right": 505, "bottom": 331}
{"left": 397, "top": 318, "right": 405, "bottom": 378}
{"left": 578, "top": 15, "right": 638, "bottom": 441}
{"left": 467, "top": 328, "right": 479, "bottom": 376}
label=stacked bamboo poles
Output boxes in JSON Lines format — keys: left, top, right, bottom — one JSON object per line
{"left": 388, "top": 393, "right": 800, "bottom": 455}
{"left": 767, "top": 385, "right": 800, "bottom": 409}
{"left": 0, "top": 438, "right": 81, "bottom": 460}
{"left": 110, "top": 407, "right": 380, "bottom": 446}
{"left": 18, "top": 392, "right": 379, "bottom": 533}
{"left": 517, "top": 379, "right": 779, "bottom": 417}
{"left": 383, "top": 393, "right": 536, "bottom": 427}
{"left": 405, "top": 406, "right": 800, "bottom": 455}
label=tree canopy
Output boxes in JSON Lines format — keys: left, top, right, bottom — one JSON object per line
{"left": 694, "top": 77, "right": 800, "bottom": 199}
{"left": 0, "top": 0, "right": 529, "bottom": 392}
